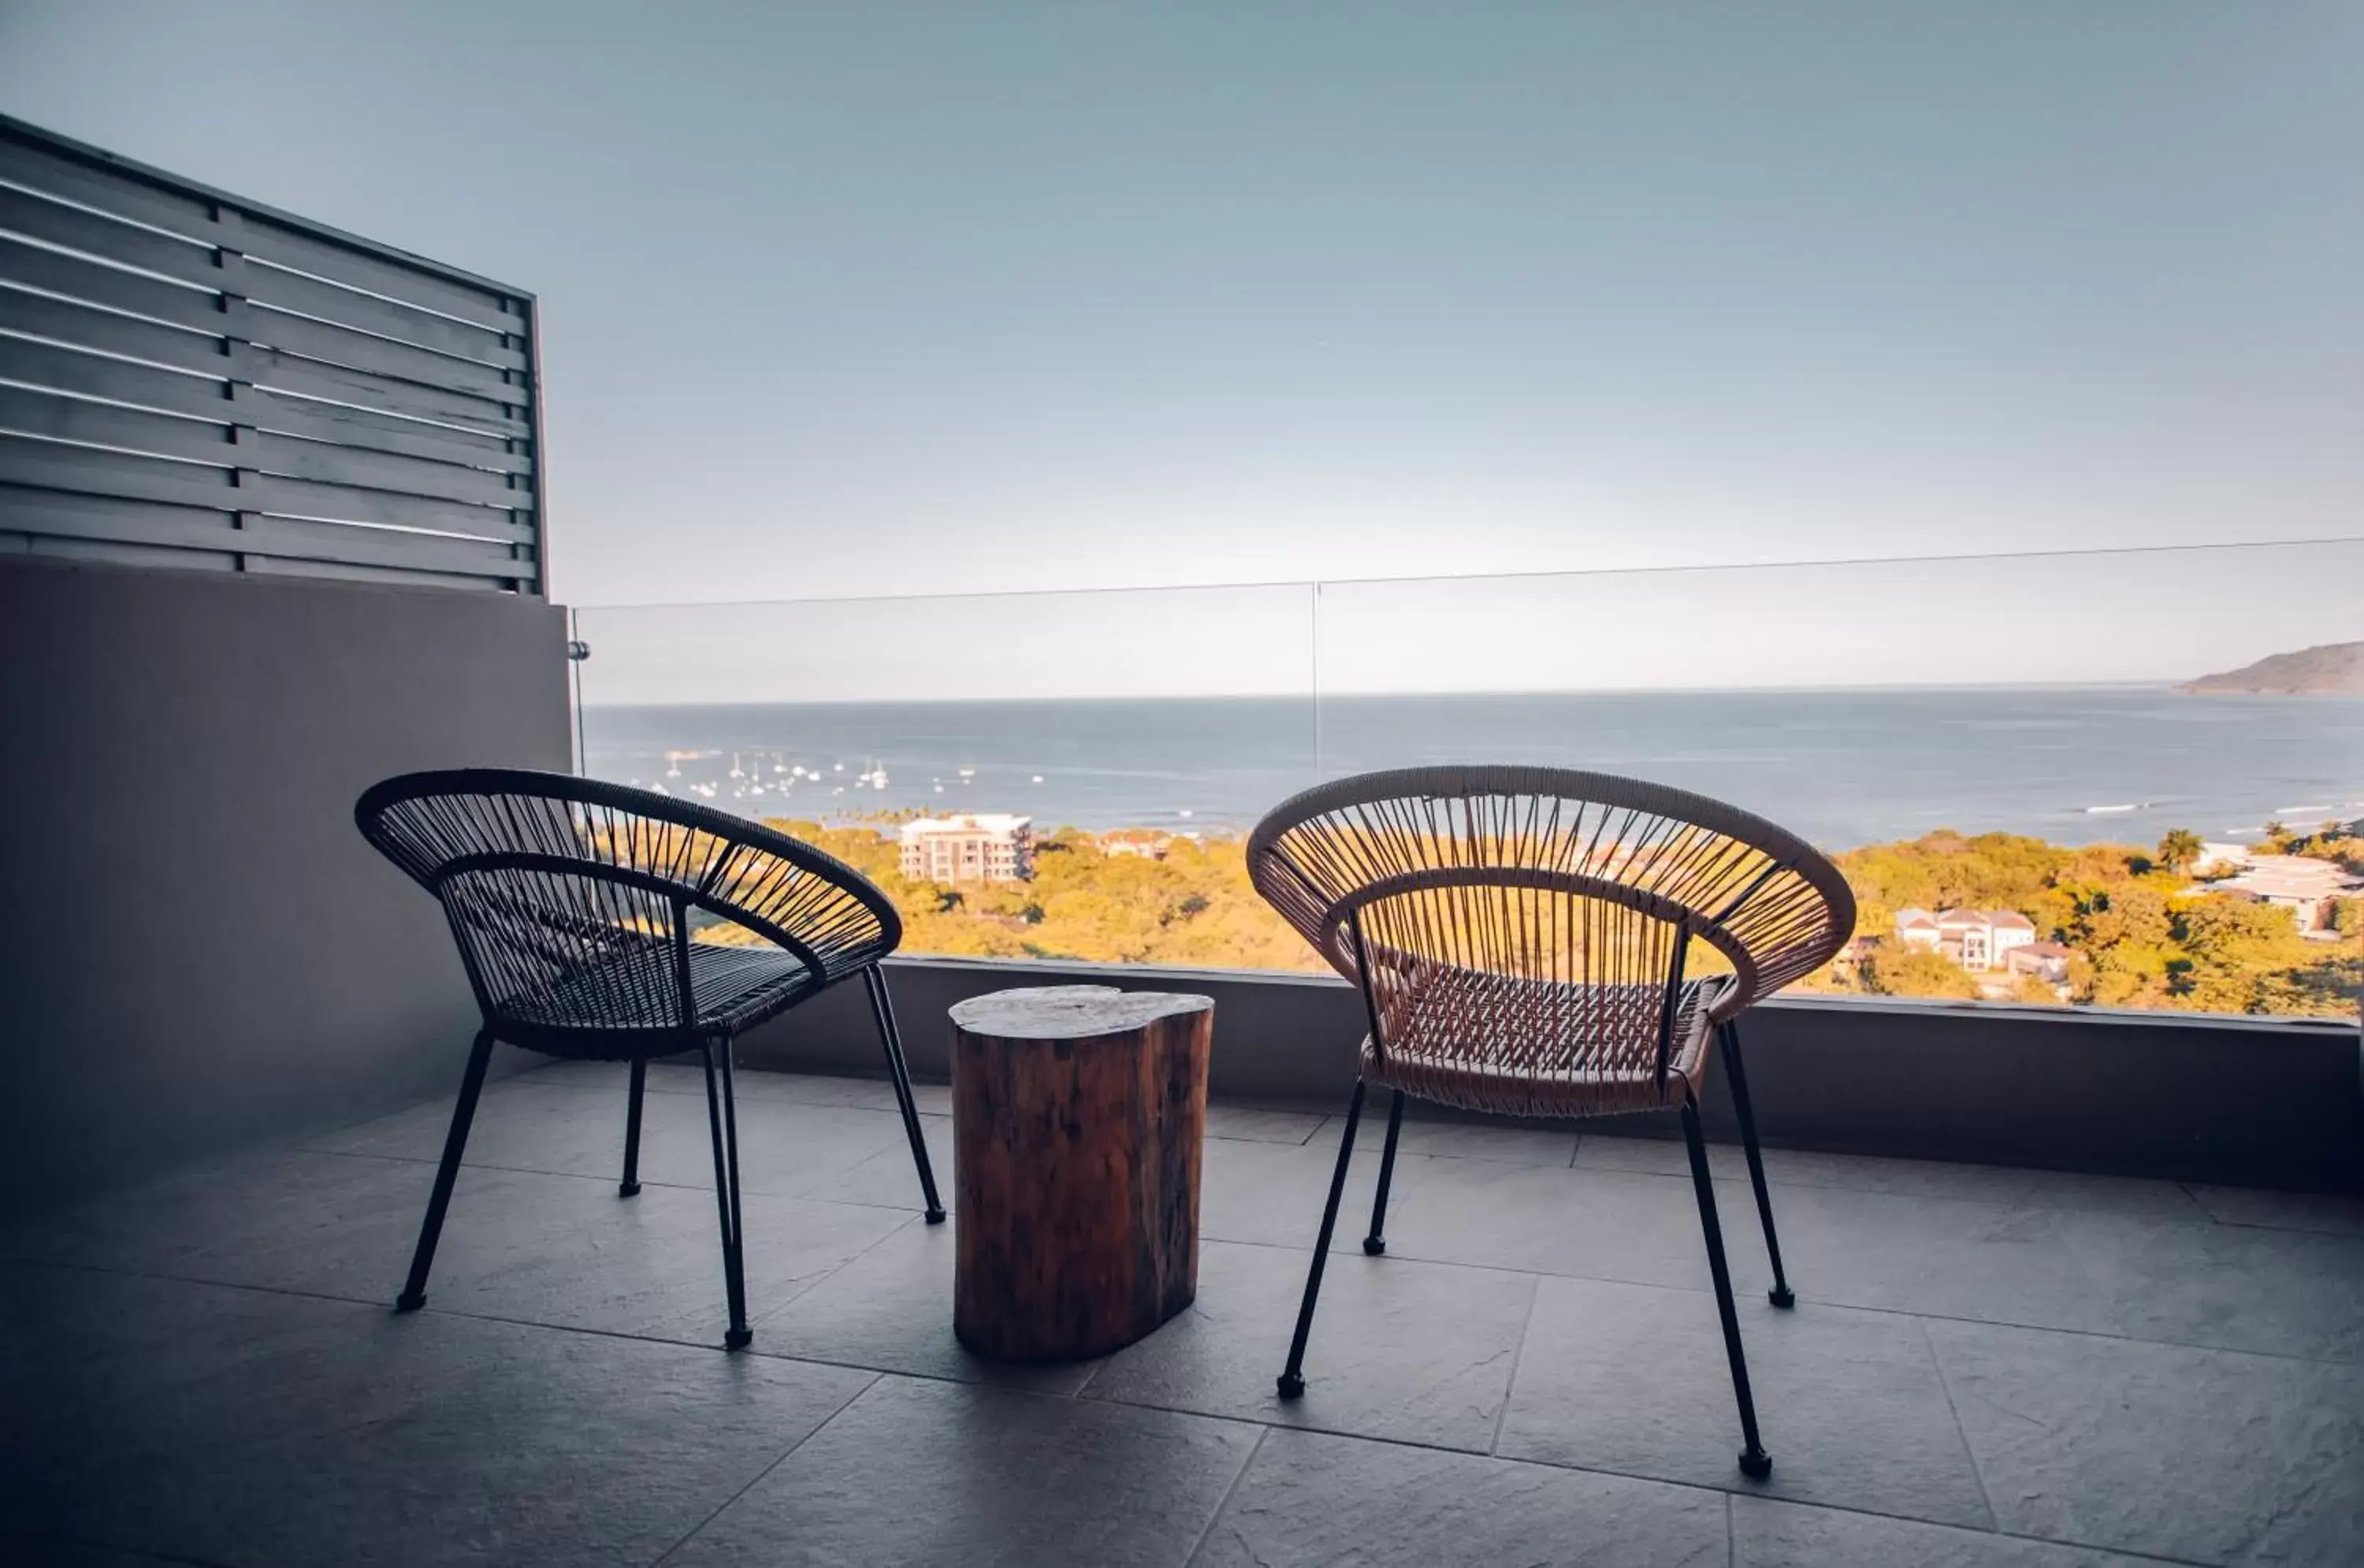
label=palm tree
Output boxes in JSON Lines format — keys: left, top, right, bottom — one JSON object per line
{"left": 2157, "top": 828, "right": 2203, "bottom": 874}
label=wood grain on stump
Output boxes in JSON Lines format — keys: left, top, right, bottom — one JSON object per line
{"left": 949, "top": 984, "right": 1214, "bottom": 1362}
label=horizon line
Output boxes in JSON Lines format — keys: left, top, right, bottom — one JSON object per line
{"left": 578, "top": 677, "right": 2332, "bottom": 710}
{"left": 565, "top": 534, "right": 2364, "bottom": 615}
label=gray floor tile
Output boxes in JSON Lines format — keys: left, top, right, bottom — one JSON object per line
{"left": 752, "top": 1215, "right": 1098, "bottom": 1394}
{"left": 1497, "top": 1276, "right": 1990, "bottom": 1525}
{"left": 307, "top": 1076, "right": 920, "bottom": 1200}
{"left": 1762, "top": 1183, "right": 2117, "bottom": 1336}
{"left": 399, "top": 1173, "right": 908, "bottom": 1343}
{"left": 0, "top": 1541, "right": 205, "bottom": 1566}
{"left": 1731, "top": 1497, "right": 2154, "bottom": 1566}
{"left": 1204, "top": 1104, "right": 1327, "bottom": 1145}
{"left": 306, "top": 1076, "right": 641, "bottom": 1172}
{"left": 0, "top": 1148, "right": 905, "bottom": 1343}
{"left": 2184, "top": 1183, "right": 2364, "bottom": 1239}
{"left": 532, "top": 1058, "right": 919, "bottom": 1109}
{"left": 0, "top": 1265, "right": 393, "bottom": 1496}
{"left": 15, "top": 1073, "right": 2351, "bottom": 1568}
{"left": 1760, "top": 1152, "right": 2203, "bottom": 1222}
{"left": 1193, "top": 1426, "right": 1727, "bottom": 1567}
{"left": 673, "top": 1095, "right": 933, "bottom": 1198}
{"left": 1197, "top": 1136, "right": 1390, "bottom": 1252}
{"left": 1570, "top": 1134, "right": 1696, "bottom": 1179}
{"left": 665, "top": 1374, "right": 1258, "bottom": 1568}
{"left": 1385, "top": 1114, "right": 1581, "bottom": 1166}
{"left": 2, "top": 1267, "right": 877, "bottom": 1568}
{"left": 797, "top": 1113, "right": 953, "bottom": 1213}
{"left": 1087, "top": 1239, "right": 1537, "bottom": 1452}
{"left": 0, "top": 1145, "right": 433, "bottom": 1284}
{"left": 1372, "top": 1157, "right": 1775, "bottom": 1293}
{"left": 1576, "top": 1135, "right": 2207, "bottom": 1221}
{"left": 2050, "top": 1208, "right": 2364, "bottom": 1362}
{"left": 1927, "top": 1317, "right": 2364, "bottom": 1566}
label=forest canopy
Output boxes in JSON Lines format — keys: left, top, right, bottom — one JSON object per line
{"left": 731, "top": 818, "right": 2360, "bottom": 1020}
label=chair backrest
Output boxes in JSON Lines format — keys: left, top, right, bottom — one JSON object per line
{"left": 1247, "top": 765, "right": 1853, "bottom": 1026}
{"left": 356, "top": 768, "right": 899, "bottom": 1031}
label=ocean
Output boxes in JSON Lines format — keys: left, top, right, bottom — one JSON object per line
{"left": 579, "top": 687, "right": 2364, "bottom": 852}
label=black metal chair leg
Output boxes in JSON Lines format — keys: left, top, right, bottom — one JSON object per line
{"left": 396, "top": 1027, "right": 496, "bottom": 1313}
{"left": 619, "top": 1057, "right": 647, "bottom": 1198}
{"left": 1719, "top": 1020, "right": 1793, "bottom": 1307}
{"left": 1278, "top": 1077, "right": 1367, "bottom": 1399}
{"left": 1362, "top": 1088, "right": 1405, "bottom": 1254}
{"left": 864, "top": 965, "right": 945, "bottom": 1223}
{"left": 1682, "top": 1093, "right": 1771, "bottom": 1480}
{"left": 701, "top": 1039, "right": 752, "bottom": 1350}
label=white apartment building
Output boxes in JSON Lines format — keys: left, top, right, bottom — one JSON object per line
{"left": 2206, "top": 854, "right": 2362, "bottom": 935}
{"left": 1894, "top": 907, "right": 2039, "bottom": 972}
{"left": 899, "top": 813, "right": 1035, "bottom": 884}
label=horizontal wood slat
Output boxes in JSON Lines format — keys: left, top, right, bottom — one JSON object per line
{"left": 0, "top": 139, "right": 224, "bottom": 249}
{"left": 241, "top": 216, "right": 518, "bottom": 334}
{"left": 249, "top": 303, "right": 527, "bottom": 404}
{"left": 0, "top": 389, "right": 528, "bottom": 511}
{"left": 0, "top": 115, "right": 543, "bottom": 593}
{"left": 252, "top": 389, "right": 532, "bottom": 472}
{"left": 0, "top": 286, "right": 232, "bottom": 376}
{"left": 247, "top": 346, "right": 531, "bottom": 437}
{"left": 244, "top": 260, "right": 526, "bottom": 369}
{"left": 0, "top": 337, "right": 232, "bottom": 418}
{"left": 0, "top": 431, "right": 236, "bottom": 508}
{"left": 253, "top": 473, "right": 530, "bottom": 540}
{"left": 243, "top": 553, "right": 507, "bottom": 591}
{"left": 0, "top": 383, "right": 230, "bottom": 461}
{"left": 0, "top": 484, "right": 536, "bottom": 583}
{"left": 247, "top": 431, "right": 529, "bottom": 509}
{"left": 0, "top": 235, "right": 229, "bottom": 331}
{"left": 0, "top": 432, "right": 530, "bottom": 542}
{"left": 0, "top": 184, "right": 224, "bottom": 288}
{"left": 0, "top": 362, "right": 531, "bottom": 474}
{"left": 17, "top": 532, "right": 236, "bottom": 572}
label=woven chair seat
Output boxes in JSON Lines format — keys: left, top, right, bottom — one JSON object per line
{"left": 1362, "top": 968, "right": 1734, "bottom": 1117}
{"left": 495, "top": 939, "right": 816, "bottom": 1053}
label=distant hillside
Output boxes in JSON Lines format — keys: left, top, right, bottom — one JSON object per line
{"left": 2177, "top": 641, "right": 2364, "bottom": 696}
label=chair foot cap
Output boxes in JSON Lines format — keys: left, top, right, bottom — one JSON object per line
{"left": 1362, "top": 1236, "right": 1386, "bottom": 1255}
{"left": 618, "top": 1182, "right": 641, "bottom": 1198}
{"left": 723, "top": 1328, "right": 753, "bottom": 1351}
{"left": 393, "top": 1293, "right": 426, "bottom": 1313}
{"left": 1768, "top": 1287, "right": 1795, "bottom": 1309}
{"left": 1276, "top": 1372, "right": 1305, "bottom": 1399}
{"left": 924, "top": 1208, "right": 947, "bottom": 1224}
{"left": 1739, "top": 1448, "right": 1773, "bottom": 1481}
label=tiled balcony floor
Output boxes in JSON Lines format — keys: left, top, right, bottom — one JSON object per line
{"left": 4, "top": 1061, "right": 2362, "bottom": 1566}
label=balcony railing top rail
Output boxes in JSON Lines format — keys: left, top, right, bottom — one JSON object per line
{"left": 0, "top": 114, "right": 545, "bottom": 593}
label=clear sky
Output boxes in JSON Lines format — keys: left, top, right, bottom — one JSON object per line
{"left": 3, "top": 2, "right": 2358, "bottom": 695}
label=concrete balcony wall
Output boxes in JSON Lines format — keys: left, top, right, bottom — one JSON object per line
{"left": 0, "top": 556, "right": 570, "bottom": 1208}
{"left": 742, "top": 954, "right": 2364, "bottom": 1193}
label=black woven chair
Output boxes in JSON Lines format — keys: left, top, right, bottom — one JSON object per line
{"left": 356, "top": 767, "right": 943, "bottom": 1349}
{"left": 1247, "top": 766, "right": 1853, "bottom": 1478}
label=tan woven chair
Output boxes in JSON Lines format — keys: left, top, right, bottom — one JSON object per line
{"left": 1248, "top": 765, "right": 1853, "bottom": 1479}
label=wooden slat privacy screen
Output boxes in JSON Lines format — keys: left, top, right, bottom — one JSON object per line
{"left": 0, "top": 117, "right": 543, "bottom": 593}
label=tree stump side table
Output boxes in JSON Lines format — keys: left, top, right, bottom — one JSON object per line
{"left": 949, "top": 984, "right": 1214, "bottom": 1362}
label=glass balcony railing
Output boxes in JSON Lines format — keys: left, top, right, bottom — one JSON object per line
{"left": 572, "top": 541, "right": 2364, "bottom": 1020}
